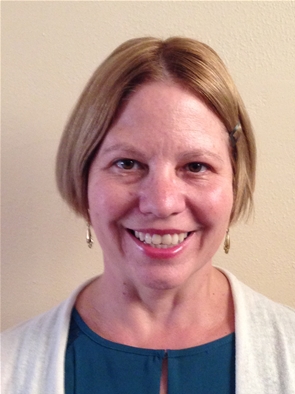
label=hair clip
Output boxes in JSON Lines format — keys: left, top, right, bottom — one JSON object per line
{"left": 229, "top": 123, "right": 240, "bottom": 147}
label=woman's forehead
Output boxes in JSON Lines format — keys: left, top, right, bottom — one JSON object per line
{"left": 110, "top": 81, "right": 227, "bottom": 135}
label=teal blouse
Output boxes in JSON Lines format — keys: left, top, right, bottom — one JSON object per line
{"left": 65, "top": 308, "right": 235, "bottom": 393}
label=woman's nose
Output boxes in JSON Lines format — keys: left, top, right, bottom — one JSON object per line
{"left": 138, "top": 168, "right": 186, "bottom": 218}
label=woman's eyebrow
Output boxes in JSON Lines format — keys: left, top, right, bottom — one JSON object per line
{"left": 101, "top": 144, "right": 224, "bottom": 163}
{"left": 181, "top": 150, "right": 225, "bottom": 163}
{"left": 100, "top": 143, "right": 146, "bottom": 157}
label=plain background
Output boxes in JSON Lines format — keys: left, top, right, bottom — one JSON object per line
{"left": 2, "top": 1, "right": 295, "bottom": 331}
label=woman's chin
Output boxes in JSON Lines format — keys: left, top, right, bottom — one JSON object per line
{"left": 130, "top": 264, "right": 200, "bottom": 292}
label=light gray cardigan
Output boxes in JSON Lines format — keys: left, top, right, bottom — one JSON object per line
{"left": 2, "top": 269, "right": 295, "bottom": 394}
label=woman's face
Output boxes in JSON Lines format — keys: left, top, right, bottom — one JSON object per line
{"left": 88, "top": 82, "right": 233, "bottom": 290}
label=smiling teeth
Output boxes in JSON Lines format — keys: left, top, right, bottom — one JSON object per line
{"left": 134, "top": 231, "right": 188, "bottom": 248}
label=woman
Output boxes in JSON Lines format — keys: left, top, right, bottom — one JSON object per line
{"left": 2, "top": 37, "right": 295, "bottom": 394}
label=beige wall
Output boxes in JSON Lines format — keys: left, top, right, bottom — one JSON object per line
{"left": 2, "top": 1, "right": 295, "bottom": 331}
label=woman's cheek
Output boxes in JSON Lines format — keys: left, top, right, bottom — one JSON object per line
{"left": 196, "top": 183, "right": 233, "bottom": 222}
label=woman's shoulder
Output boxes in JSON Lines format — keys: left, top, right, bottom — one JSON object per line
{"left": 1, "top": 301, "right": 67, "bottom": 393}
{"left": 219, "top": 267, "right": 295, "bottom": 330}
{"left": 2, "top": 277, "right": 97, "bottom": 339}
{"left": 1, "top": 278, "right": 95, "bottom": 365}
{"left": 1, "top": 279, "right": 96, "bottom": 394}
{"left": 1, "top": 295, "right": 71, "bottom": 364}
{"left": 218, "top": 268, "right": 295, "bottom": 392}
{"left": 2, "top": 299, "right": 67, "bottom": 343}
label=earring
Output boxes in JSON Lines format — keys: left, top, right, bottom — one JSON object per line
{"left": 86, "top": 222, "right": 93, "bottom": 248}
{"left": 224, "top": 229, "right": 230, "bottom": 254}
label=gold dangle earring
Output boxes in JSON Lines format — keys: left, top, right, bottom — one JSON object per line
{"left": 86, "top": 222, "right": 93, "bottom": 248}
{"left": 224, "top": 228, "right": 230, "bottom": 254}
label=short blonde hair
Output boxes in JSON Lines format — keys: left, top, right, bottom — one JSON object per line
{"left": 56, "top": 37, "right": 256, "bottom": 224}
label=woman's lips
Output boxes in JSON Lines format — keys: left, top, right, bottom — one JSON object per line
{"left": 134, "top": 230, "right": 189, "bottom": 248}
{"left": 127, "top": 229, "right": 193, "bottom": 258}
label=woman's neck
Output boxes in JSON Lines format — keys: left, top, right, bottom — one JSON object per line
{"left": 75, "top": 265, "right": 234, "bottom": 349}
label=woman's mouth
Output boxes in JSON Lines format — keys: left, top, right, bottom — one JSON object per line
{"left": 129, "top": 230, "right": 190, "bottom": 249}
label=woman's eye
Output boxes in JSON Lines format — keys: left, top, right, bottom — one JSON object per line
{"left": 187, "top": 162, "right": 207, "bottom": 173}
{"left": 115, "top": 159, "right": 137, "bottom": 170}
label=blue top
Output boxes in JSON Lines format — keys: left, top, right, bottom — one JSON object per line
{"left": 65, "top": 308, "right": 235, "bottom": 393}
